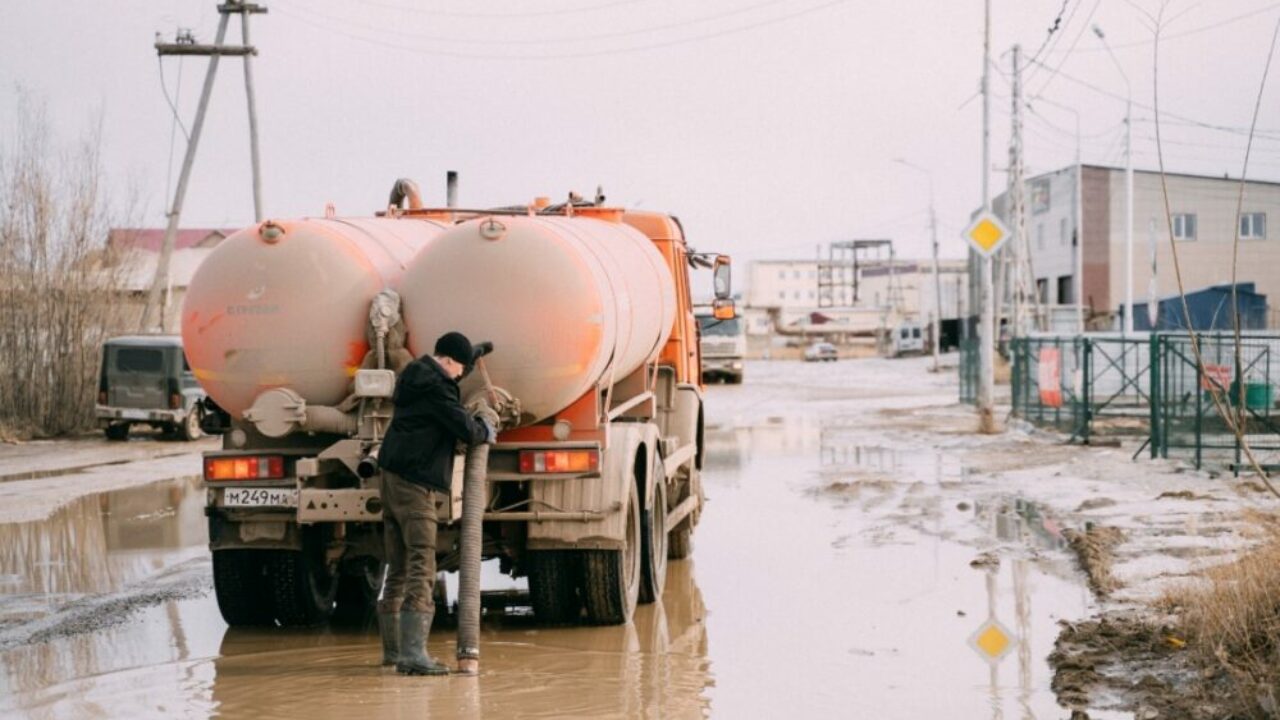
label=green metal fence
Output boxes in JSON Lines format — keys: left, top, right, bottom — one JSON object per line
{"left": 1010, "top": 332, "right": 1280, "bottom": 471}
{"left": 1010, "top": 334, "right": 1152, "bottom": 442}
{"left": 1151, "top": 333, "right": 1280, "bottom": 470}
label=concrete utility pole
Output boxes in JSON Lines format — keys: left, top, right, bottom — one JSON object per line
{"left": 140, "top": 1, "right": 267, "bottom": 333}
{"left": 1010, "top": 44, "right": 1027, "bottom": 338}
{"left": 978, "top": 0, "right": 997, "bottom": 433}
{"left": 1094, "top": 25, "right": 1133, "bottom": 334}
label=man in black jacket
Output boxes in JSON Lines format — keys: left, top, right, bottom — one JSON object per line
{"left": 376, "top": 331, "right": 494, "bottom": 676}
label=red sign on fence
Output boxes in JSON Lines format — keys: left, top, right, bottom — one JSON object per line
{"left": 1038, "top": 347, "right": 1063, "bottom": 408}
{"left": 1200, "top": 363, "right": 1232, "bottom": 392}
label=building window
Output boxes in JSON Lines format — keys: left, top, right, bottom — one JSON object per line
{"left": 1058, "top": 275, "right": 1074, "bottom": 305}
{"left": 778, "top": 291, "right": 785, "bottom": 301}
{"left": 793, "top": 291, "right": 800, "bottom": 300}
{"left": 1036, "top": 278, "right": 1049, "bottom": 303}
{"left": 1240, "top": 212, "right": 1266, "bottom": 240}
{"left": 1173, "top": 213, "right": 1197, "bottom": 241}
{"left": 808, "top": 290, "right": 815, "bottom": 299}
{"left": 1059, "top": 218, "right": 1068, "bottom": 246}
{"left": 1036, "top": 224, "right": 1045, "bottom": 250}
{"left": 778, "top": 270, "right": 786, "bottom": 279}
{"left": 793, "top": 270, "right": 801, "bottom": 279}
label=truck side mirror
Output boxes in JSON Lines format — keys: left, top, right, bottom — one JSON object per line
{"left": 713, "top": 256, "right": 732, "bottom": 299}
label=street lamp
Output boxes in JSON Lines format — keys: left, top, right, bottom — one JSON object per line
{"left": 894, "top": 157, "right": 943, "bottom": 372}
{"left": 1093, "top": 24, "right": 1134, "bottom": 334}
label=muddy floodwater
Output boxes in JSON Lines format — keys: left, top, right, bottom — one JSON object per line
{"left": 0, "top": 359, "right": 1121, "bottom": 718}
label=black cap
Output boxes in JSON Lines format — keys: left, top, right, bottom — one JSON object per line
{"left": 434, "top": 331, "right": 475, "bottom": 369}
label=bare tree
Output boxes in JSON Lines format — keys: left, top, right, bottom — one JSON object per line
{"left": 0, "top": 94, "right": 130, "bottom": 438}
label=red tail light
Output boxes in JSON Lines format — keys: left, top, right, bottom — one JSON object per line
{"left": 204, "top": 455, "right": 286, "bottom": 481}
{"left": 518, "top": 449, "right": 600, "bottom": 474}
{"left": 169, "top": 393, "right": 182, "bottom": 409}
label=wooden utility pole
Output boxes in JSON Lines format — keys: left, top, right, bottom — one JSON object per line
{"left": 978, "top": 0, "right": 997, "bottom": 433}
{"left": 140, "top": 1, "right": 267, "bottom": 333}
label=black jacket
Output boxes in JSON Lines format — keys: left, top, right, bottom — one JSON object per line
{"left": 379, "top": 356, "right": 487, "bottom": 494}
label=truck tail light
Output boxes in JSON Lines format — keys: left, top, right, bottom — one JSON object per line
{"left": 169, "top": 393, "right": 182, "bottom": 409}
{"left": 204, "top": 455, "right": 285, "bottom": 481}
{"left": 518, "top": 449, "right": 600, "bottom": 474}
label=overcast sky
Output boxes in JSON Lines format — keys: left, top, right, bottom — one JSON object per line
{"left": 3, "top": 0, "right": 1279, "bottom": 271}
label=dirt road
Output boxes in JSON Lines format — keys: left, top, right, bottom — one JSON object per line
{"left": 0, "top": 357, "right": 1256, "bottom": 718}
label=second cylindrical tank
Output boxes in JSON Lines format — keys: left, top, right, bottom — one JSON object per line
{"left": 400, "top": 213, "right": 676, "bottom": 423}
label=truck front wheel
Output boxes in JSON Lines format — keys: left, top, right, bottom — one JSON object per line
{"left": 581, "top": 481, "right": 641, "bottom": 625}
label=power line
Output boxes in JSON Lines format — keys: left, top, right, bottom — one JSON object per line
{"left": 276, "top": 0, "right": 798, "bottom": 47}
{"left": 1027, "top": 0, "right": 1101, "bottom": 100}
{"left": 272, "top": 0, "right": 851, "bottom": 60}
{"left": 1025, "top": 0, "right": 1074, "bottom": 70}
{"left": 1043, "top": 1, "right": 1280, "bottom": 54}
{"left": 340, "top": 0, "right": 648, "bottom": 20}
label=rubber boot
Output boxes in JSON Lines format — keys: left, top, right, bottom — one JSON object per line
{"left": 395, "top": 610, "right": 450, "bottom": 676}
{"left": 378, "top": 612, "right": 400, "bottom": 667}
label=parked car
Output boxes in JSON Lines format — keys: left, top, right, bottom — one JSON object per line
{"left": 96, "top": 335, "right": 205, "bottom": 441}
{"left": 803, "top": 341, "right": 839, "bottom": 362}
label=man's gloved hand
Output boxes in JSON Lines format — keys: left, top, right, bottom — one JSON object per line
{"left": 477, "top": 417, "right": 497, "bottom": 445}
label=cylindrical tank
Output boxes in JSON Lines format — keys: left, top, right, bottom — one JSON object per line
{"left": 400, "top": 214, "right": 676, "bottom": 424}
{"left": 182, "top": 217, "right": 446, "bottom": 417}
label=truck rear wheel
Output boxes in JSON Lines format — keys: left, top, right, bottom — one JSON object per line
{"left": 212, "top": 549, "right": 275, "bottom": 626}
{"left": 582, "top": 481, "right": 641, "bottom": 625}
{"left": 267, "top": 535, "right": 338, "bottom": 627}
{"left": 639, "top": 457, "right": 668, "bottom": 604}
{"left": 104, "top": 423, "right": 129, "bottom": 441}
{"left": 179, "top": 409, "right": 202, "bottom": 441}
{"left": 332, "top": 556, "right": 382, "bottom": 626}
{"left": 527, "top": 550, "right": 582, "bottom": 625}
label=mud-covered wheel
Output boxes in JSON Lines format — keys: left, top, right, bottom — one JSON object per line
{"left": 639, "top": 455, "right": 668, "bottom": 604}
{"left": 582, "top": 481, "right": 641, "bottom": 625}
{"left": 528, "top": 550, "right": 582, "bottom": 625}
{"left": 332, "top": 555, "right": 382, "bottom": 626}
{"left": 268, "top": 532, "right": 338, "bottom": 627}
{"left": 179, "top": 408, "right": 202, "bottom": 441}
{"left": 212, "top": 549, "right": 275, "bottom": 626}
{"left": 104, "top": 423, "right": 129, "bottom": 441}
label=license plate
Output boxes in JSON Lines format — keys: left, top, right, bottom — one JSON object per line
{"left": 119, "top": 408, "right": 149, "bottom": 420}
{"left": 223, "top": 487, "right": 298, "bottom": 508}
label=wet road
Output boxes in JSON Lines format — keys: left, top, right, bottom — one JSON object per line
{"left": 0, "top": 358, "right": 1108, "bottom": 719}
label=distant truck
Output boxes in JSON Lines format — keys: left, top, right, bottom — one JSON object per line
{"left": 183, "top": 186, "right": 731, "bottom": 627}
{"left": 696, "top": 308, "right": 745, "bottom": 384}
{"left": 96, "top": 335, "right": 205, "bottom": 441}
{"left": 888, "top": 320, "right": 925, "bottom": 357}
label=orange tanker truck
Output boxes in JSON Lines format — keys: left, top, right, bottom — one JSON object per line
{"left": 183, "top": 182, "right": 732, "bottom": 627}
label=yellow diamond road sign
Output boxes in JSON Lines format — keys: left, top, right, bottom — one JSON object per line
{"left": 968, "top": 619, "right": 1015, "bottom": 663}
{"left": 963, "top": 211, "right": 1011, "bottom": 256}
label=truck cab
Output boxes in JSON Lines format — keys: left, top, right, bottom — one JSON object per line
{"left": 96, "top": 335, "right": 205, "bottom": 441}
{"left": 696, "top": 308, "right": 745, "bottom": 384}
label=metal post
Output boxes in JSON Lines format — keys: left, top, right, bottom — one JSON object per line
{"left": 1075, "top": 120, "right": 1084, "bottom": 333}
{"left": 931, "top": 201, "right": 942, "bottom": 371}
{"left": 1010, "top": 44, "right": 1026, "bottom": 339}
{"left": 240, "top": 3, "right": 264, "bottom": 222}
{"left": 978, "top": 0, "right": 997, "bottom": 433}
{"left": 140, "top": 11, "right": 232, "bottom": 333}
{"left": 1094, "top": 26, "right": 1133, "bottom": 334}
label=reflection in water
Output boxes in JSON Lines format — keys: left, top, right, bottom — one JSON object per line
{"left": 207, "top": 560, "right": 711, "bottom": 720}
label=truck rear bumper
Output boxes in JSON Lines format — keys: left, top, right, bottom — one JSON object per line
{"left": 96, "top": 405, "right": 183, "bottom": 425}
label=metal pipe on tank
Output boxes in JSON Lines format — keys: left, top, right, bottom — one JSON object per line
{"left": 388, "top": 178, "right": 423, "bottom": 211}
{"left": 446, "top": 171, "right": 458, "bottom": 209}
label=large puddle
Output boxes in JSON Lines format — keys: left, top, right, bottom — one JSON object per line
{"left": 0, "top": 376, "right": 1107, "bottom": 718}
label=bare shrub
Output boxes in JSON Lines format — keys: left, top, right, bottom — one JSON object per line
{"left": 1166, "top": 523, "right": 1280, "bottom": 718}
{"left": 0, "top": 95, "right": 129, "bottom": 437}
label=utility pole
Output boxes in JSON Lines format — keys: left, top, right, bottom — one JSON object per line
{"left": 978, "top": 0, "right": 997, "bottom": 433}
{"left": 893, "top": 157, "right": 942, "bottom": 372}
{"left": 1095, "top": 25, "right": 1133, "bottom": 334}
{"left": 140, "top": 1, "right": 267, "bottom": 333}
{"left": 1010, "top": 44, "right": 1027, "bottom": 339}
